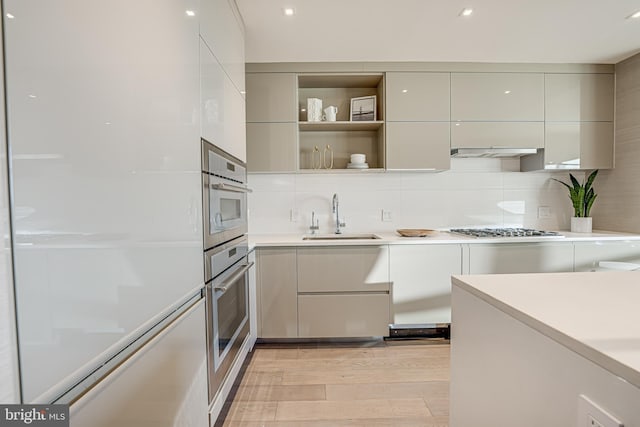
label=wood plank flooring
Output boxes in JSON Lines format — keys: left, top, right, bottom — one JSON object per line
{"left": 216, "top": 340, "right": 450, "bottom": 426}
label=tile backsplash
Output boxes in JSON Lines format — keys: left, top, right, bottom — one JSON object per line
{"left": 248, "top": 159, "right": 581, "bottom": 235}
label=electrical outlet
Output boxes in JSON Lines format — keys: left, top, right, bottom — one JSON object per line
{"left": 577, "top": 395, "right": 623, "bottom": 427}
{"left": 290, "top": 208, "right": 299, "bottom": 223}
{"left": 382, "top": 210, "right": 393, "bottom": 222}
{"left": 538, "top": 206, "right": 552, "bottom": 219}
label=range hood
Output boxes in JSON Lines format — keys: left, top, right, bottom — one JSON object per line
{"left": 450, "top": 147, "right": 538, "bottom": 158}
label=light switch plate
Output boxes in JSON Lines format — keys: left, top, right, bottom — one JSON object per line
{"left": 538, "top": 206, "right": 552, "bottom": 219}
{"left": 381, "top": 210, "right": 392, "bottom": 222}
{"left": 577, "top": 395, "right": 623, "bottom": 427}
{"left": 290, "top": 208, "right": 299, "bottom": 222}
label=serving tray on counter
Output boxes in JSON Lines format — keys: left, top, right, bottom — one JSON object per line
{"left": 396, "top": 229, "right": 437, "bottom": 237}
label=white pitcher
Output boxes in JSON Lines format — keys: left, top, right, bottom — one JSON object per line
{"left": 323, "top": 106, "right": 338, "bottom": 122}
{"left": 307, "top": 98, "right": 323, "bottom": 122}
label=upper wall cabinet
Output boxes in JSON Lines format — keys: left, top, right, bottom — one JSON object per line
{"left": 450, "top": 73, "right": 545, "bottom": 151}
{"left": 521, "top": 73, "right": 614, "bottom": 171}
{"left": 246, "top": 73, "right": 298, "bottom": 122}
{"left": 245, "top": 73, "right": 298, "bottom": 172}
{"left": 297, "top": 74, "right": 385, "bottom": 171}
{"left": 200, "top": 0, "right": 245, "bottom": 94}
{"left": 451, "top": 73, "right": 544, "bottom": 121}
{"left": 201, "top": 41, "right": 246, "bottom": 162}
{"left": 386, "top": 72, "right": 450, "bottom": 121}
{"left": 385, "top": 72, "right": 450, "bottom": 171}
{"left": 545, "top": 74, "right": 614, "bottom": 122}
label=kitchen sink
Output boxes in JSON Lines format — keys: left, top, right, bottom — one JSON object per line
{"left": 302, "top": 233, "right": 381, "bottom": 241}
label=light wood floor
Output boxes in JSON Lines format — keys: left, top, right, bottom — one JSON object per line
{"left": 216, "top": 340, "right": 450, "bottom": 427}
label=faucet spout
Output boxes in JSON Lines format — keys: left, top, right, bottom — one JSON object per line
{"left": 332, "top": 193, "right": 345, "bottom": 234}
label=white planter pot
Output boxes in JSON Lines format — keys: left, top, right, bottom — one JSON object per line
{"left": 571, "top": 217, "right": 592, "bottom": 233}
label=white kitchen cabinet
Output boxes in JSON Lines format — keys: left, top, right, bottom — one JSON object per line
{"left": 522, "top": 73, "right": 614, "bottom": 171}
{"left": 450, "top": 73, "right": 544, "bottom": 153}
{"left": 200, "top": 0, "right": 245, "bottom": 94}
{"left": 246, "top": 73, "right": 298, "bottom": 123}
{"left": 386, "top": 122, "right": 450, "bottom": 170}
{"left": 298, "top": 294, "right": 390, "bottom": 338}
{"left": 70, "top": 300, "right": 208, "bottom": 427}
{"left": 385, "top": 72, "right": 450, "bottom": 170}
{"left": 246, "top": 122, "right": 297, "bottom": 172}
{"left": 545, "top": 74, "right": 614, "bottom": 122}
{"left": 467, "top": 243, "right": 574, "bottom": 274}
{"left": 450, "top": 122, "right": 544, "bottom": 149}
{"left": 256, "top": 248, "right": 298, "bottom": 338}
{"left": 246, "top": 73, "right": 298, "bottom": 172}
{"left": 297, "top": 246, "right": 390, "bottom": 338}
{"left": 390, "top": 245, "right": 462, "bottom": 325}
{"left": 201, "top": 39, "right": 246, "bottom": 162}
{"left": 543, "top": 122, "right": 613, "bottom": 170}
{"left": 5, "top": 0, "right": 203, "bottom": 402}
{"left": 386, "top": 72, "right": 450, "bottom": 121}
{"left": 451, "top": 73, "right": 544, "bottom": 121}
{"left": 574, "top": 241, "right": 640, "bottom": 272}
{"left": 297, "top": 246, "right": 390, "bottom": 293}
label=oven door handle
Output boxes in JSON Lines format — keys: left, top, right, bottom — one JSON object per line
{"left": 213, "top": 262, "right": 254, "bottom": 294}
{"left": 210, "top": 182, "right": 253, "bottom": 193}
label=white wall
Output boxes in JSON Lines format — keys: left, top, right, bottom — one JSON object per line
{"left": 248, "top": 159, "right": 579, "bottom": 234}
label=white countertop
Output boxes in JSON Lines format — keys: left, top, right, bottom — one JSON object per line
{"left": 452, "top": 271, "right": 640, "bottom": 390}
{"left": 249, "top": 230, "right": 640, "bottom": 248}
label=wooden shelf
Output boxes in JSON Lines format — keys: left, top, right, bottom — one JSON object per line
{"left": 299, "top": 121, "right": 384, "bottom": 131}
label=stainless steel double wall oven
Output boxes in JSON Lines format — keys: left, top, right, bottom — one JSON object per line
{"left": 202, "top": 139, "right": 252, "bottom": 403}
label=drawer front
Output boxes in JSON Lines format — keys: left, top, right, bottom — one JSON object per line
{"left": 298, "top": 294, "right": 390, "bottom": 338}
{"left": 297, "top": 246, "right": 390, "bottom": 292}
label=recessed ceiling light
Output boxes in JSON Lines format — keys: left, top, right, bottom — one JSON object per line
{"left": 185, "top": 10, "right": 195, "bottom": 17}
{"left": 459, "top": 8, "right": 473, "bottom": 17}
{"left": 28, "top": 94, "right": 37, "bottom": 99}
{"left": 627, "top": 10, "right": 640, "bottom": 19}
{"left": 6, "top": 13, "right": 15, "bottom": 19}
{"left": 402, "top": 89, "right": 408, "bottom": 93}
{"left": 283, "top": 7, "right": 295, "bottom": 16}
{"left": 504, "top": 90, "right": 511, "bottom": 94}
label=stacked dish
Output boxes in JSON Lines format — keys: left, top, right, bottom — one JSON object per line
{"left": 347, "top": 153, "right": 369, "bottom": 169}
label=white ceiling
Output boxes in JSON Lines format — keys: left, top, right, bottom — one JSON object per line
{"left": 235, "top": 0, "right": 640, "bottom": 64}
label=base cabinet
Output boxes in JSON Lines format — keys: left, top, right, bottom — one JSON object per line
{"left": 574, "top": 241, "right": 640, "bottom": 272}
{"left": 256, "top": 246, "right": 390, "bottom": 339}
{"left": 390, "top": 244, "right": 462, "bottom": 325}
{"left": 467, "top": 243, "right": 574, "bottom": 274}
{"left": 298, "top": 294, "right": 390, "bottom": 338}
{"left": 256, "top": 248, "right": 298, "bottom": 338}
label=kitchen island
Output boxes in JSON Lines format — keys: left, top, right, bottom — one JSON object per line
{"left": 450, "top": 272, "right": 640, "bottom": 427}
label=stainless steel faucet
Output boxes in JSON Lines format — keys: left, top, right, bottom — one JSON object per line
{"left": 332, "top": 193, "right": 346, "bottom": 234}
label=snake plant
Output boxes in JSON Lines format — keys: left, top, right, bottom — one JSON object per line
{"left": 552, "top": 170, "right": 599, "bottom": 217}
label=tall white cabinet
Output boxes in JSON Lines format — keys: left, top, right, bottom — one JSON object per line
{"left": 70, "top": 301, "right": 209, "bottom": 427}
{"left": 200, "top": 0, "right": 247, "bottom": 161}
{"left": 4, "top": 0, "right": 203, "bottom": 403}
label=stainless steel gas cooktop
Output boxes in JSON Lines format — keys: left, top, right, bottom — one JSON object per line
{"left": 449, "top": 228, "right": 563, "bottom": 238}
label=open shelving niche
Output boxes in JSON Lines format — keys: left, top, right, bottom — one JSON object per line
{"left": 297, "top": 74, "right": 385, "bottom": 172}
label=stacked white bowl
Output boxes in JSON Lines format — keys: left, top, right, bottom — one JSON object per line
{"left": 347, "top": 153, "right": 369, "bottom": 169}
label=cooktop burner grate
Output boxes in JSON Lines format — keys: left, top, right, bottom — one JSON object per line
{"left": 449, "top": 228, "right": 563, "bottom": 238}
